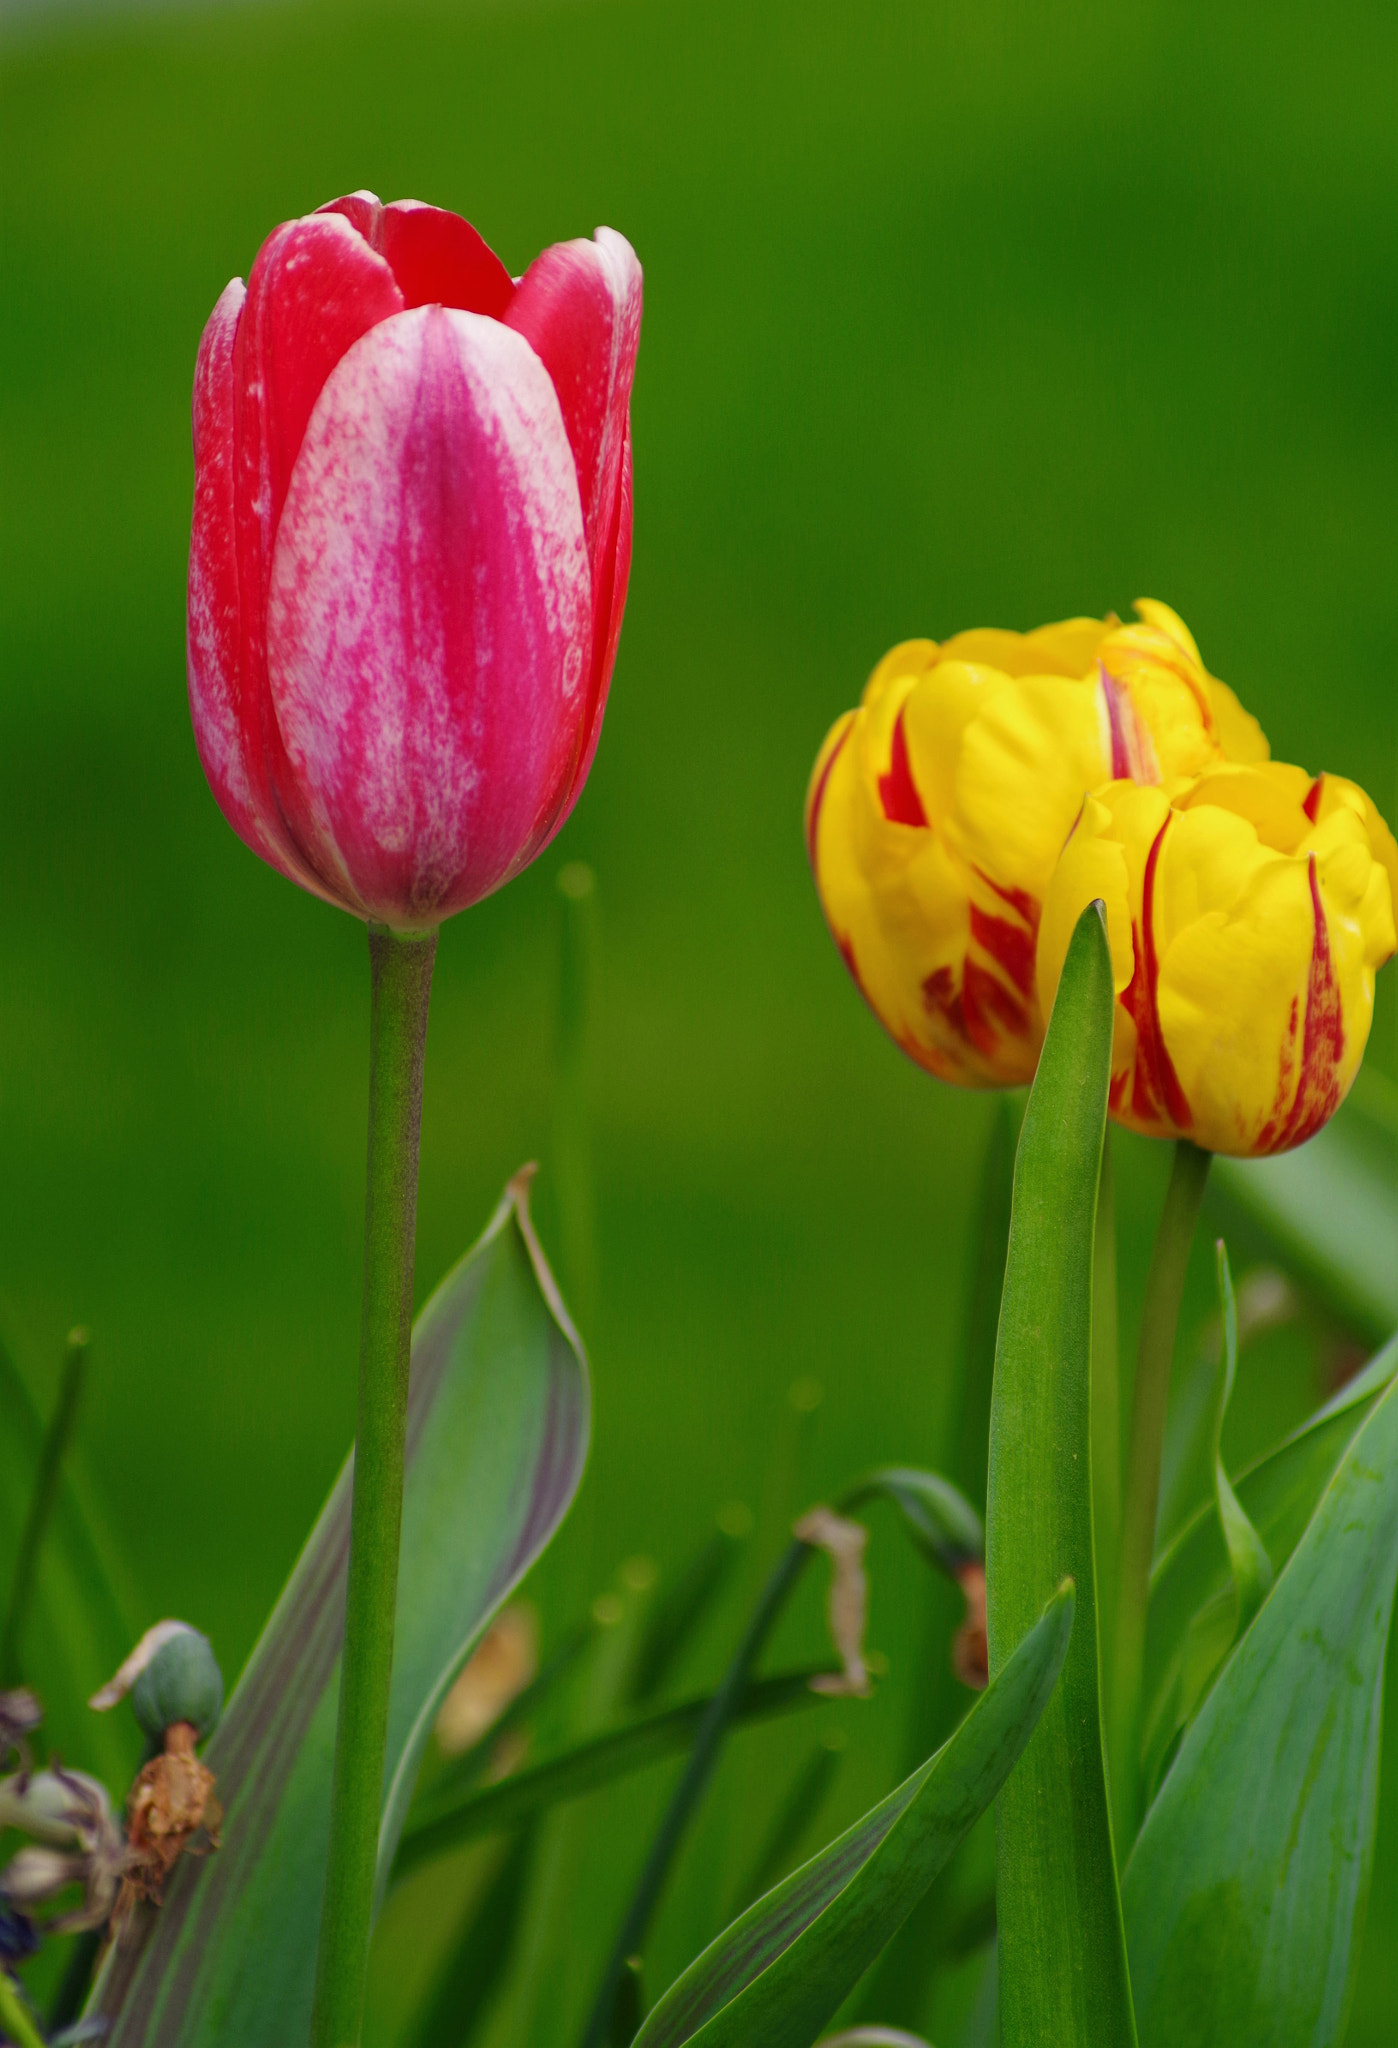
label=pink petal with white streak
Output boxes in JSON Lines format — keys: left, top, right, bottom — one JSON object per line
{"left": 265, "top": 305, "right": 592, "bottom": 927}
{"left": 187, "top": 277, "right": 316, "bottom": 892}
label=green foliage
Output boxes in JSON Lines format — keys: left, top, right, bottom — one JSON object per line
{"left": 87, "top": 1176, "right": 588, "bottom": 2047}
{"left": 1123, "top": 1368, "right": 1398, "bottom": 2046}
{"left": 985, "top": 903, "right": 1135, "bottom": 2048}
{"left": 632, "top": 1585, "right": 1074, "bottom": 2048}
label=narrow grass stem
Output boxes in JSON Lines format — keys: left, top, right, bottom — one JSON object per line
{"left": 1109, "top": 1138, "right": 1211, "bottom": 1850}
{"left": 310, "top": 926, "right": 436, "bottom": 2048}
{"left": 1, "top": 1327, "right": 91, "bottom": 1685}
{"left": 0, "top": 1970, "right": 47, "bottom": 2048}
{"left": 578, "top": 1538, "right": 810, "bottom": 2048}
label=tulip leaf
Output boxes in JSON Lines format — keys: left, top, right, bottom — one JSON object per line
{"left": 632, "top": 1583, "right": 1074, "bottom": 2048}
{"left": 392, "top": 1666, "right": 833, "bottom": 1881}
{"left": 984, "top": 902, "right": 1136, "bottom": 2048}
{"left": 1123, "top": 1366, "right": 1398, "bottom": 2047}
{"left": 1143, "top": 1328, "right": 1398, "bottom": 1764}
{"left": 1213, "top": 1066, "right": 1398, "bottom": 1342}
{"left": 89, "top": 1171, "right": 588, "bottom": 2048}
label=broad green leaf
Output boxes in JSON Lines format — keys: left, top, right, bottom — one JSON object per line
{"left": 1143, "top": 1329, "right": 1398, "bottom": 1751}
{"left": 0, "top": 1339, "right": 136, "bottom": 1789}
{"left": 393, "top": 1666, "right": 831, "bottom": 1880}
{"left": 1123, "top": 1368, "right": 1398, "bottom": 2046}
{"left": 1213, "top": 1066, "right": 1398, "bottom": 1342}
{"left": 632, "top": 1585, "right": 1074, "bottom": 2048}
{"left": 90, "top": 1171, "right": 588, "bottom": 2048}
{"left": 984, "top": 903, "right": 1135, "bottom": 2048}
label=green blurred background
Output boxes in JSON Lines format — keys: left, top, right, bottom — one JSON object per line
{"left": 1, "top": 0, "right": 1395, "bottom": 2036}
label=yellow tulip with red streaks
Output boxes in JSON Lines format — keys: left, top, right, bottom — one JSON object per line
{"left": 806, "top": 602, "right": 1266, "bottom": 1087}
{"left": 1036, "top": 764, "right": 1397, "bottom": 1155}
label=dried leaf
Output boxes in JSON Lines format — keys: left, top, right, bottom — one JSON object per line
{"left": 794, "top": 1507, "right": 871, "bottom": 1698}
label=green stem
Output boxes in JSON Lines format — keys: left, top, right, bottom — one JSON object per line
{"left": 310, "top": 925, "right": 436, "bottom": 2048}
{"left": 1, "top": 1327, "right": 91, "bottom": 1685}
{"left": 0, "top": 1970, "right": 47, "bottom": 2048}
{"left": 1108, "top": 1138, "right": 1211, "bottom": 1850}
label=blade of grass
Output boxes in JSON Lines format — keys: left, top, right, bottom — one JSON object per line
{"left": 1, "top": 1329, "right": 92, "bottom": 1686}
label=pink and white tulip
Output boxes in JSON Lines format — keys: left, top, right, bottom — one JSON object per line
{"left": 187, "top": 193, "right": 641, "bottom": 928}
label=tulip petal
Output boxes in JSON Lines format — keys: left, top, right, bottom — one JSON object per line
{"left": 542, "top": 418, "right": 634, "bottom": 839}
{"left": 188, "top": 281, "right": 266, "bottom": 852}
{"left": 236, "top": 211, "right": 404, "bottom": 560}
{"left": 266, "top": 305, "right": 592, "bottom": 925}
{"left": 505, "top": 229, "right": 642, "bottom": 564}
{"left": 219, "top": 212, "right": 406, "bottom": 903}
{"left": 505, "top": 230, "right": 642, "bottom": 831}
{"left": 320, "top": 193, "right": 515, "bottom": 319}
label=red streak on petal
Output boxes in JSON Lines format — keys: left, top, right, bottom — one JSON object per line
{"left": 806, "top": 724, "right": 851, "bottom": 869}
{"left": 962, "top": 958, "right": 1029, "bottom": 1061}
{"left": 1303, "top": 776, "right": 1324, "bottom": 823}
{"left": 974, "top": 869, "right": 1039, "bottom": 927}
{"left": 922, "top": 964, "right": 967, "bottom": 1044}
{"left": 1096, "top": 663, "right": 1161, "bottom": 785}
{"left": 878, "top": 708, "right": 929, "bottom": 827}
{"left": 969, "top": 904, "right": 1037, "bottom": 999}
{"left": 1118, "top": 818, "right": 1192, "bottom": 1133}
{"left": 1100, "top": 666, "right": 1134, "bottom": 779}
{"left": 1261, "top": 855, "right": 1346, "bottom": 1152}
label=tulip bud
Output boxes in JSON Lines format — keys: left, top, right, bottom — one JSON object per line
{"left": 1036, "top": 764, "right": 1398, "bottom": 1155}
{"left": 806, "top": 603, "right": 1265, "bottom": 1086}
{"left": 188, "top": 193, "right": 641, "bottom": 928}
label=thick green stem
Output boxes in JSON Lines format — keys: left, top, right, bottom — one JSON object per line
{"left": 1, "top": 1327, "right": 90, "bottom": 1685}
{"left": 1108, "top": 1138, "right": 1211, "bottom": 1850}
{"left": 310, "top": 926, "right": 436, "bottom": 2048}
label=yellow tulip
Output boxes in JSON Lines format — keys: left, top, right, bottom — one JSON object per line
{"left": 806, "top": 601, "right": 1266, "bottom": 1087}
{"left": 1036, "top": 764, "right": 1397, "bottom": 1155}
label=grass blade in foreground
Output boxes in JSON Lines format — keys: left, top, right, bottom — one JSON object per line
{"left": 91, "top": 1171, "right": 587, "bottom": 2048}
{"left": 0, "top": 1339, "right": 136, "bottom": 1789}
{"left": 633, "top": 1584, "right": 1074, "bottom": 2048}
{"left": 985, "top": 901, "right": 1135, "bottom": 2048}
{"left": 1124, "top": 1368, "right": 1398, "bottom": 2046}
{"left": 393, "top": 1668, "right": 832, "bottom": 1879}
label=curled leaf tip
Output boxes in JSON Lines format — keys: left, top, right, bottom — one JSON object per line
{"left": 90, "top": 1622, "right": 196, "bottom": 1713}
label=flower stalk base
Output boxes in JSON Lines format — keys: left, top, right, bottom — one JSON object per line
{"left": 310, "top": 926, "right": 436, "bottom": 2048}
